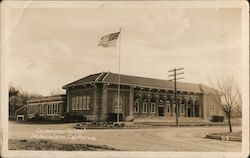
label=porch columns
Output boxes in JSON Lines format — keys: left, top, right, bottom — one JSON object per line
{"left": 101, "top": 84, "right": 108, "bottom": 121}
{"left": 156, "top": 95, "right": 159, "bottom": 116}
{"left": 147, "top": 94, "right": 151, "bottom": 116}
{"left": 192, "top": 101, "right": 195, "bottom": 117}
{"left": 129, "top": 87, "right": 134, "bottom": 116}
{"left": 93, "top": 84, "right": 98, "bottom": 121}
{"left": 185, "top": 99, "right": 188, "bottom": 117}
{"left": 201, "top": 95, "right": 206, "bottom": 119}
{"left": 66, "top": 91, "right": 70, "bottom": 113}
{"left": 198, "top": 100, "right": 202, "bottom": 117}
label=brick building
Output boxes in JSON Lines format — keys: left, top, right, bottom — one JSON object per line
{"left": 62, "top": 72, "right": 221, "bottom": 121}
{"left": 27, "top": 95, "right": 66, "bottom": 120}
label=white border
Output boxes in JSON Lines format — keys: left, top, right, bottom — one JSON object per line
{"left": 1, "top": 1, "right": 249, "bottom": 158}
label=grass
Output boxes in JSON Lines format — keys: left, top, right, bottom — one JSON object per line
{"left": 9, "top": 139, "right": 120, "bottom": 151}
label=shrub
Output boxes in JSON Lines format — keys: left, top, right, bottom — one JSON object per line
{"left": 64, "top": 112, "right": 87, "bottom": 123}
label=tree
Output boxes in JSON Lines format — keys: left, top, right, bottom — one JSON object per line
{"left": 210, "top": 75, "right": 241, "bottom": 132}
{"left": 9, "top": 86, "right": 19, "bottom": 97}
{"left": 9, "top": 85, "right": 42, "bottom": 117}
{"left": 49, "top": 87, "right": 65, "bottom": 96}
{"left": 234, "top": 86, "right": 242, "bottom": 117}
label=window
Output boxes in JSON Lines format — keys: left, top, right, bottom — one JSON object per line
{"left": 40, "top": 105, "right": 43, "bottom": 114}
{"left": 39, "top": 105, "right": 42, "bottom": 114}
{"left": 82, "top": 96, "right": 86, "bottom": 110}
{"left": 72, "top": 97, "right": 75, "bottom": 110}
{"left": 134, "top": 99, "right": 139, "bottom": 113}
{"left": 55, "top": 104, "right": 59, "bottom": 114}
{"left": 114, "top": 95, "right": 122, "bottom": 113}
{"left": 47, "top": 105, "right": 51, "bottom": 114}
{"left": 52, "top": 104, "right": 55, "bottom": 114}
{"left": 181, "top": 104, "right": 185, "bottom": 114}
{"left": 142, "top": 102, "right": 148, "bottom": 113}
{"left": 166, "top": 101, "right": 171, "bottom": 113}
{"left": 56, "top": 104, "right": 59, "bottom": 114}
{"left": 43, "top": 105, "right": 45, "bottom": 114}
{"left": 54, "top": 104, "right": 57, "bottom": 114}
{"left": 79, "top": 96, "right": 83, "bottom": 110}
{"left": 86, "top": 96, "right": 90, "bottom": 110}
{"left": 50, "top": 104, "right": 52, "bottom": 114}
{"left": 76, "top": 96, "right": 79, "bottom": 110}
{"left": 72, "top": 96, "right": 90, "bottom": 111}
{"left": 151, "top": 103, "right": 156, "bottom": 113}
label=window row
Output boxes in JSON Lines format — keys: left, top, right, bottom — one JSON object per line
{"left": 72, "top": 96, "right": 90, "bottom": 111}
{"left": 29, "top": 104, "right": 60, "bottom": 115}
{"left": 134, "top": 102, "right": 156, "bottom": 113}
{"left": 166, "top": 104, "right": 185, "bottom": 114}
{"left": 134, "top": 102, "right": 185, "bottom": 114}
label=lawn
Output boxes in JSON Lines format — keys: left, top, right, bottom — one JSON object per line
{"left": 9, "top": 139, "right": 119, "bottom": 151}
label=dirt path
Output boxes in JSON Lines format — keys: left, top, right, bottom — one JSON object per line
{"left": 8, "top": 121, "right": 241, "bottom": 151}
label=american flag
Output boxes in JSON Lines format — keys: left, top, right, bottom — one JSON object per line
{"left": 98, "top": 32, "right": 120, "bottom": 47}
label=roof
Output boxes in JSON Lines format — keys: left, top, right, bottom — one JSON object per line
{"left": 27, "top": 95, "right": 66, "bottom": 104}
{"left": 63, "top": 72, "right": 214, "bottom": 94}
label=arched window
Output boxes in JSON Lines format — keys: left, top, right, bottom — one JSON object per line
{"left": 172, "top": 103, "right": 176, "bottom": 114}
{"left": 142, "top": 98, "right": 148, "bottom": 113}
{"left": 181, "top": 104, "right": 184, "bottom": 114}
{"left": 180, "top": 100, "right": 185, "bottom": 114}
{"left": 134, "top": 98, "right": 139, "bottom": 113}
{"left": 150, "top": 98, "right": 156, "bottom": 113}
{"left": 166, "top": 100, "right": 171, "bottom": 114}
{"left": 114, "top": 95, "right": 123, "bottom": 113}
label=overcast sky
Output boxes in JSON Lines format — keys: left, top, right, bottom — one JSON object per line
{"left": 7, "top": 6, "right": 242, "bottom": 95}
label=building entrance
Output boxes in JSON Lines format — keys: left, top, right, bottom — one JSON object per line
{"left": 187, "top": 107, "right": 192, "bottom": 117}
{"left": 158, "top": 107, "right": 164, "bottom": 116}
{"left": 195, "top": 105, "right": 199, "bottom": 117}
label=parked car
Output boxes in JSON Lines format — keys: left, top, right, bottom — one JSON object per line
{"left": 211, "top": 115, "right": 224, "bottom": 122}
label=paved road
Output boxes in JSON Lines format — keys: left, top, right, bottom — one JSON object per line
{"left": 9, "top": 121, "right": 241, "bottom": 151}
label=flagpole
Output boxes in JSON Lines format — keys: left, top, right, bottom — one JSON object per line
{"left": 117, "top": 27, "right": 121, "bottom": 123}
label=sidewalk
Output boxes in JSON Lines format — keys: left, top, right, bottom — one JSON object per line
{"left": 133, "top": 117, "right": 241, "bottom": 126}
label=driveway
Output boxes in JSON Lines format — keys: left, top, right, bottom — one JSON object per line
{"left": 8, "top": 121, "right": 241, "bottom": 151}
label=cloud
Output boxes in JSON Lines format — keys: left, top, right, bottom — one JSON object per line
{"left": 7, "top": 7, "right": 242, "bottom": 95}
{"left": 43, "top": 38, "right": 73, "bottom": 58}
{"left": 122, "top": 9, "right": 191, "bottom": 49}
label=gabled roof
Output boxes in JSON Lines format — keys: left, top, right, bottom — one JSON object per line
{"left": 63, "top": 71, "right": 213, "bottom": 94}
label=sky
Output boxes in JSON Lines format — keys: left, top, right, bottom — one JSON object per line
{"left": 7, "top": 6, "right": 242, "bottom": 96}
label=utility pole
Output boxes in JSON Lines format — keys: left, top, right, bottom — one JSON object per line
{"left": 168, "top": 68, "right": 184, "bottom": 126}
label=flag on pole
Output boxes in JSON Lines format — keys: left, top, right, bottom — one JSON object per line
{"left": 98, "top": 32, "right": 120, "bottom": 47}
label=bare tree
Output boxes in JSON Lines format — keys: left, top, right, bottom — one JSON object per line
{"left": 210, "top": 75, "right": 240, "bottom": 132}
{"left": 234, "top": 86, "right": 242, "bottom": 117}
{"left": 50, "top": 87, "right": 65, "bottom": 96}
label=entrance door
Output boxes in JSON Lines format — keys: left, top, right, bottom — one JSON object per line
{"left": 158, "top": 107, "right": 164, "bottom": 116}
{"left": 194, "top": 105, "right": 199, "bottom": 117}
{"left": 187, "top": 107, "right": 192, "bottom": 117}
